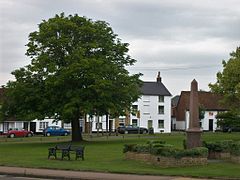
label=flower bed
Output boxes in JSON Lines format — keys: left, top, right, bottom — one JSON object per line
{"left": 123, "top": 141, "right": 208, "bottom": 167}
{"left": 203, "top": 140, "right": 240, "bottom": 163}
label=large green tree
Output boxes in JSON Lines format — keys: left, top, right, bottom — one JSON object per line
{"left": 2, "top": 13, "right": 142, "bottom": 141}
{"left": 209, "top": 47, "right": 240, "bottom": 128}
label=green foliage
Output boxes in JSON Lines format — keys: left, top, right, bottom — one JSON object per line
{"left": 175, "top": 147, "right": 208, "bottom": 159}
{"left": 123, "top": 144, "right": 137, "bottom": 153}
{"left": 209, "top": 47, "right": 240, "bottom": 111}
{"left": 1, "top": 13, "right": 142, "bottom": 141}
{"left": 203, "top": 140, "right": 240, "bottom": 155}
{"left": 124, "top": 141, "right": 208, "bottom": 159}
{"left": 229, "top": 141, "right": 240, "bottom": 156}
{"left": 215, "top": 111, "right": 240, "bottom": 128}
{"left": 203, "top": 141, "right": 229, "bottom": 152}
{"left": 151, "top": 146, "right": 208, "bottom": 159}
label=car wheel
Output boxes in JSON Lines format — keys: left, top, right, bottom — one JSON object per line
{"left": 64, "top": 132, "right": 68, "bottom": 136}
{"left": 124, "top": 130, "right": 128, "bottom": 134}
{"left": 10, "top": 134, "right": 15, "bottom": 138}
{"left": 46, "top": 132, "right": 51, "bottom": 137}
{"left": 143, "top": 130, "right": 147, "bottom": 134}
{"left": 27, "top": 133, "right": 33, "bottom": 137}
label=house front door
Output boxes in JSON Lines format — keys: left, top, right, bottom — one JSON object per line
{"left": 209, "top": 119, "right": 213, "bottom": 131}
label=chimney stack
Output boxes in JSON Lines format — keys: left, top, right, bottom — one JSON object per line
{"left": 156, "top": 71, "right": 161, "bottom": 82}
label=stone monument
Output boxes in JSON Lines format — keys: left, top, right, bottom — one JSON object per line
{"left": 186, "top": 79, "right": 202, "bottom": 149}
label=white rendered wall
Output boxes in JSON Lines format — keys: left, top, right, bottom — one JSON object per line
{"left": 185, "top": 111, "right": 219, "bottom": 131}
{"left": 32, "top": 118, "right": 62, "bottom": 133}
{"left": 130, "top": 95, "right": 171, "bottom": 133}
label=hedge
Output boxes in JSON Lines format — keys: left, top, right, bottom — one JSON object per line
{"left": 203, "top": 140, "right": 240, "bottom": 156}
{"left": 124, "top": 142, "right": 208, "bottom": 159}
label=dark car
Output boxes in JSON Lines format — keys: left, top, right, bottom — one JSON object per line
{"left": 117, "top": 125, "right": 148, "bottom": 134}
{"left": 223, "top": 126, "right": 240, "bottom": 132}
{"left": 6, "top": 128, "right": 33, "bottom": 138}
{"left": 43, "top": 126, "right": 70, "bottom": 136}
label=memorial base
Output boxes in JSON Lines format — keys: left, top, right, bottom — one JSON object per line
{"left": 186, "top": 129, "right": 202, "bottom": 149}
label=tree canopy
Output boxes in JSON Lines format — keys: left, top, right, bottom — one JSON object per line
{"left": 209, "top": 47, "right": 240, "bottom": 111}
{"left": 1, "top": 13, "right": 142, "bottom": 141}
{"left": 209, "top": 47, "right": 240, "bottom": 128}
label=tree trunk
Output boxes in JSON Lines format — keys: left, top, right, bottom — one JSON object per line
{"left": 71, "top": 117, "right": 83, "bottom": 142}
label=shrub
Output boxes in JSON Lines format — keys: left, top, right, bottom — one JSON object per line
{"left": 123, "top": 144, "right": 136, "bottom": 153}
{"left": 175, "top": 147, "right": 208, "bottom": 159}
{"left": 203, "top": 141, "right": 225, "bottom": 152}
{"left": 151, "top": 146, "right": 178, "bottom": 157}
{"left": 229, "top": 141, "right": 240, "bottom": 156}
{"left": 133, "top": 145, "right": 150, "bottom": 153}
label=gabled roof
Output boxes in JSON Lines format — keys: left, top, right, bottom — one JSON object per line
{"left": 175, "top": 91, "right": 227, "bottom": 122}
{"left": 177, "top": 91, "right": 227, "bottom": 111}
{"left": 140, "top": 81, "right": 172, "bottom": 96}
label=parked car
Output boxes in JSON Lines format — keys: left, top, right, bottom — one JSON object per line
{"left": 43, "top": 126, "right": 70, "bottom": 136}
{"left": 6, "top": 128, "right": 33, "bottom": 138}
{"left": 117, "top": 125, "right": 148, "bottom": 134}
{"left": 222, "top": 126, "right": 240, "bottom": 132}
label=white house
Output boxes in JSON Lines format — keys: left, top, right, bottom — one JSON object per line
{"left": 128, "top": 72, "right": 172, "bottom": 133}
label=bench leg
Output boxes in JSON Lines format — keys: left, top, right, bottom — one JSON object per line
{"left": 62, "top": 149, "right": 70, "bottom": 160}
{"left": 48, "top": 148, "right": 56, "bottom": 159}
{"left": 75, "top": 150, "right": 84, "bottom": 160}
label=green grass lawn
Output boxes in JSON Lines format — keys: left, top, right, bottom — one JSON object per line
{"left": 0, "top": 132, "right": 240, "bottom": 178}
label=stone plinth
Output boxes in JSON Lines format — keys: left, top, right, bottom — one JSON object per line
{"left": 186, "top": 129, "right": 202, "bottom": 149}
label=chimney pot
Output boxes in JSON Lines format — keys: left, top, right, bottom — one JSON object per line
{"left": 157, "top": 71, "right": 161, "bottom": 82}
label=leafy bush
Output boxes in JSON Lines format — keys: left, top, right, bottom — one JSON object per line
{"left": 203, "top": 140, "right": 240, "bottom": 156}
{"left": 229, "top": 141, "right": 240, "bottom": 156}
{"left": 203, "top": 141, "right": 225, "bottom": 152}
{"left": 151, "top": 146, "right": 178, "bottom": 157}
{"left": 123, "top": 144, "right": 136, "bottom": 153}
{"left": 151, "top": 146, "right": 208, "bottom": 159}
{"left": 175, "top": 147, "right": 208, "bottom": 159}
{"left": 124, "top": 141, "right": 209, "bottom": 158}
{"left": 133, "top": 145, "right": 150, "bottom": 153}
{"left": 123, "top": 144, "right": 150, "bottom": 153}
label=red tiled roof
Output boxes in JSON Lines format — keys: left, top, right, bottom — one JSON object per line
{"left": 176, "top": 91, "right": 227, "bottom": 121}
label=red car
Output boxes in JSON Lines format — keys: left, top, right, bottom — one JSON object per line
{"left": 6, "top": 128, "right": 33, "bottom": 138}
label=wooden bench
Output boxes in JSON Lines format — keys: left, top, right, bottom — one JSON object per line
{"left": 48, "top": 144, "right": 85, "bottom": 160}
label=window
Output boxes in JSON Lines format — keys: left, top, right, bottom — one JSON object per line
{"left": 143, "top": 104, "right": 150, "bottom": 115}
{"left": 148, "top": 120, "right": 153, "bottom": 128}
{"left": 158, "top": 95, "right": 164, "bottom": 102}
{"left": 132, "top": 119, "right": 138, "bottom": 126}
{"left": 131, "top": 105, "right": 138, "bottom": 115}
{"left": 96, "top": 122, "right": 102, "bottom": 129}
{"left": 158, "top": 120, "right": 164, "bottom": 128}
{"left": 39, "top": 122, "right": 49, "bottom": 129}
{"left": 158, "top": 106, "right": 164, "bottom": 114}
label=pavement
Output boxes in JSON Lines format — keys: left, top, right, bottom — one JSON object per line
{"left": 0, "top": 166, "right": 226, "bottom": 180}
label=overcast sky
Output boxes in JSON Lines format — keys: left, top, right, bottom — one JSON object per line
{"left": 0, "top": 0, "right": 239, "bottom": 96}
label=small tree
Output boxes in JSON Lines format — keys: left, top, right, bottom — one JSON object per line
{"left": 1, "top": 13, "right": 142, "bottom": 141}
{"left": 209, "top": 47, "right": 240, "bottom": 128}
